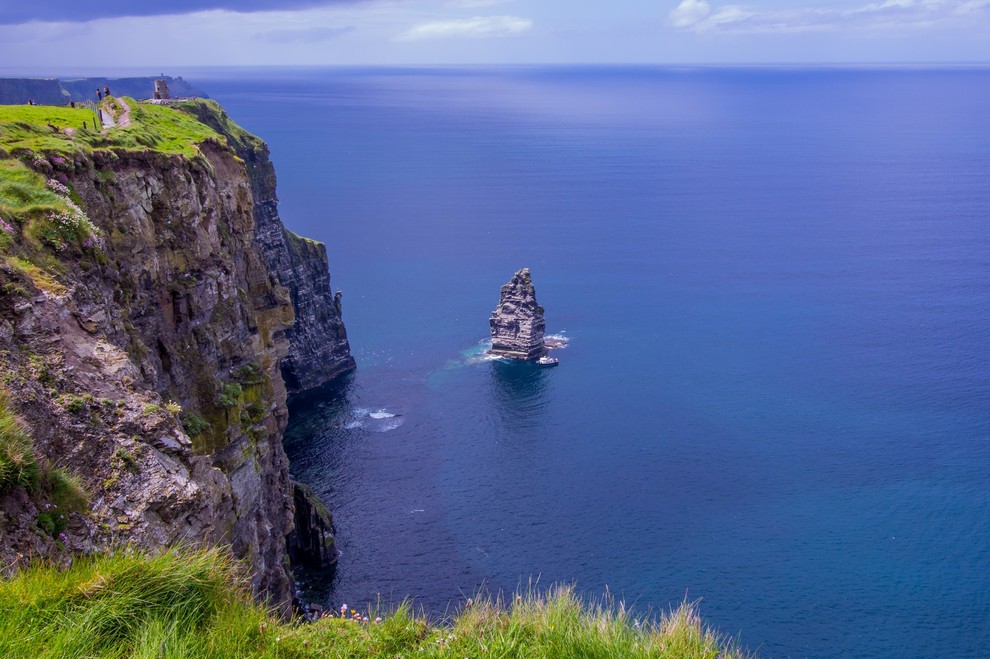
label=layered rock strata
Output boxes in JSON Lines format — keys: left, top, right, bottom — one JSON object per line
{"left": 489, "top": 268, "right": 547, "bottom": 360}
{"left": 0, "top": 101, "right": 350, "bottom": 615}
{"left": 177, "top": 103, "right": 355, "bottom": 392}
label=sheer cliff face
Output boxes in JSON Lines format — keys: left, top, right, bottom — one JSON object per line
{"left": 250, "top": 166, "right": 355, "bottom": 392}
{"left": 0, "top": 143, "right": 296, "bottom": 610}
{"left": 178, "top": 104, "right": 356, "bottom": 393}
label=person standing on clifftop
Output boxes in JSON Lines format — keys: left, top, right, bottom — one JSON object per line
{"left": 104, "top": 85, "right": 110, "bottom": 97}
{"left": 97, "top": 88, "right": 102, "bottom": 100}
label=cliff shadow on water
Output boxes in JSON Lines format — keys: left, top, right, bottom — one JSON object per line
{"left": 283, "top": 374, "right": 357, "bottom": 600}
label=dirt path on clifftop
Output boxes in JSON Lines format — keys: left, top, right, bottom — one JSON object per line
{"left": 100, "top": 97, "right": 131, "bottom": 129}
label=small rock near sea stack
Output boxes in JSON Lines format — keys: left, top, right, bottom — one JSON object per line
{"left": 489, "top": 268, "right": 547, "bottom": 360}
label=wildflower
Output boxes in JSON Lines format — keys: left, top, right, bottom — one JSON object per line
{"left": 58, "top": 533, "right": 68, "bottom": 542}
{"left": 375, "top": 617, "right": 382, "bottom": 624}
{"left": 0, "top": 218, "right": 13, "bottom": 234}
{"left": 46, "top": 178, "right": 71, "bottom": 197}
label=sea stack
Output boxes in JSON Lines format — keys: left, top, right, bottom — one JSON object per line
{"left": 489, "top": 268, "right": 547, "bottom": 360}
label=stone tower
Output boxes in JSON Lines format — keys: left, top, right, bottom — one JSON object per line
{"left": 153, "top": 78, "right": 170, "bottom": 100}
{"left": 489, "top": 268, "right": 547, "bottom": 360}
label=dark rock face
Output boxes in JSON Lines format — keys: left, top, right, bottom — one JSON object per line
{"left": 0, "top": 101, "right": 350, "bottom": 616}
{"left": 0, "top": 142, "right": 296, "bottom": 613}
{"left": 182, "top": 104, "right": 356, "bottom": 392}
{"left": 286, "top": 482, "right": 337, "bottom": 569}
{"left": 489, "top": 268, "right": 547, "bottom": 360}
{"left": 255, "top": 210, "right": 356, "bottom": 392}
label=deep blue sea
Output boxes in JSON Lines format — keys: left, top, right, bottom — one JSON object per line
{"left": 197, "top": 67, "right": 990, "bottom": 658}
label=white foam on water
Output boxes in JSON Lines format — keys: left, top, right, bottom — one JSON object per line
{"left": 463, "top": 338, "right": 505, "bottom": 365}
{"left": 368, "top": 417, "right": 404, "bottom": 432}
{"left": 369, "top": 409, "right": 396, "bottom": 419}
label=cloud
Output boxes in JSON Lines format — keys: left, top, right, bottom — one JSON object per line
{"left": 445, "top": 0, "right": 515, "bottom": 7}
{"left": 666, "top": 0, "right": 990, "bottom": 32}
{"left": 954, "top": 0, "right": 990, "bottom": 12}
{"left": 0, "top": 0, "right": 364, "bottom": 25}
{"left": 258, "top": 25, "right": 355, "bottom": 42}
{"left": 668, "top": 0, "right": 712, "bottom": 28}
{"left": 396, "top": 15, "right": 532, "bottom": 41}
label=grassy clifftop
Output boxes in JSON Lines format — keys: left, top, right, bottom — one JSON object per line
{"left": 0, "top": 99, "right": 220, "bottom": 157}
{"left": 0, "top": 98, "right": 254, "bottom": 280}
{"left": 0, "top": 99, "right": 232, "bottom": 258}
{"left": 0, "top": 547, "right": 748, "bottom": 658}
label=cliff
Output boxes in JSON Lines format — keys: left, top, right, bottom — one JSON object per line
{"left": 174, "top": 102, "right": 355, "bottom": 392}
{"left": 0, "top": 76, "right": 207, "bottom": 105}
{"left": 0, "top": 78, "right": 67, "bottom": 106}
{"left": 0, "top": 98, "right": 349, "bottom": 613}
{"left": 489, "top": 268, "right": 547, "bottom": 360}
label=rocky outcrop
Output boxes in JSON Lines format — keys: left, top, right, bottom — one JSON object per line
{"left": 489, "top": 268, "right": 547, "bottom": 360}
{"left": 286, "top": 482, "right": 337, "bottom": 569}
{"left": 0, "top": 139, "right": 296, "bottom": 612}
{"left": 177, "top": 102, "right": 355, "bottom": 393}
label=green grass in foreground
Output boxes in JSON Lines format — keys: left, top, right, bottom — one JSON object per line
{"left": 0, "top": 546, "right": 750, "bottom": 658}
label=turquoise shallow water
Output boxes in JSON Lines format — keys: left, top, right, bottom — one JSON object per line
{"left": 200, "top": 67, "right": 990, "bottom": 657}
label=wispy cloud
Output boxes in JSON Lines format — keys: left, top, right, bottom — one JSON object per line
{"left": 0, "top": 0, "right": 366, "bottom": 26}
{"left": 396, "top": 15, "right": 532, "bottom": 41}
{"left": 445, "top": 0, "right": 516, "bottom": 7}
{"left": 258, "top": 25, "right": 355, "bottom": 42}
{"left": 667, "top": 0, "right": 990, "bottom": 33}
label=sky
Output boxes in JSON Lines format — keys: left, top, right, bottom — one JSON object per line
{"left": 1, "top": 0, "right": 988, "bottom": 72}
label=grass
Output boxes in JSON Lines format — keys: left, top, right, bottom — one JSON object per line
{"left": 0, "top": 98, "right": 221, "bottom": 158}
{"left": 0, "top": 387, "right": 39, "bottom": 491}
{"left": 0, "top": 158, "right": 71, "bottom": 220}
{"left": 2, "top": 255, "right": 67, "bottom": 294}
{"left": 0, "top": 546, "right": 750, "bottom": 658}
{"left": 172, "top": 99, "right": 261, "bottom": 155}
{"left": 0, "top": 98, "right": 230, "bottom": 264}
{"left": 0, "top": 387, "right": 89, "bottom": 531}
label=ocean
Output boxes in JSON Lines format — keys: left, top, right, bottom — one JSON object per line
{"left": 196, "top": 66, "right": 990, "bottom": 657}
